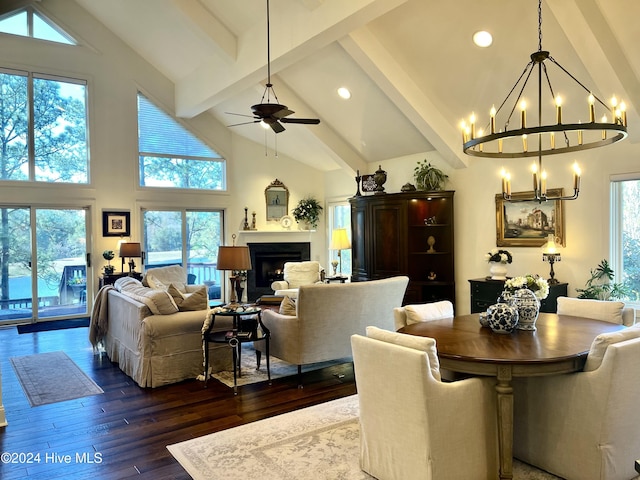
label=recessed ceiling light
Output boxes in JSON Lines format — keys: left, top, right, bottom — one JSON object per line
{"left": 473, "top": 30, "right": 493, "bottom": 48}
{"left": 337, "top": 87, "right": 351, "bottom": 99}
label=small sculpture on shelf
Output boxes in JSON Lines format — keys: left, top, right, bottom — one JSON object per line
{"left": 251, "top": 211, "right": 257, "bottom": 230}
{"left": 243, "top": 207, "right": 250, "bottom": 230}
{"left": 427, "top": 235, "right": 436, "bottom": 253}
{"left": 354, "top": 170, "right": 362, "bottom": 197}
{"left": 373, "top": 165, "right": 387, "bottom": 195}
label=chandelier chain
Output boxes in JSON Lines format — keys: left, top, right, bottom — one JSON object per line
{"left": 538, "top": 0, "right": 543, "bottom": 52}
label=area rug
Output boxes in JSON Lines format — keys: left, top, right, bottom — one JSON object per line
{"left": 10, "top": 351, "right": 103, "bottom": 407}
{"left": 208, "top": 344, "right": 350, "bottom": 388}
{"left": 167, "top": 395, "right": 565, "bottom": 480}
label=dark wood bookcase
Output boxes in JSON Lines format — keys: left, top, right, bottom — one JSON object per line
{"left": 350, "top": 191, "right": 455, "bottom": 305}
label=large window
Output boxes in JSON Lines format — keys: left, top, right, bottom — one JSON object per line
{"left": 327, "top": 202, "right": 352, "bottom": 277}
{"left": 143, "top": 209, "right": 223, "bottom": 301}
{"left": 0, "top": 68, "right": 88, "bottom": 183}
{"left": 610, "top": 175, "right": 640, "bottom": 303}
{"left": 137, "top": 93, "right": 226, "bottom": 190}
{"left": 0, "top": 7, "right": 76, "bottom": 44}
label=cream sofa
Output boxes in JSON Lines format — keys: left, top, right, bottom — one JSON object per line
{"left": 256, "top": 276, "right": 409, "bottom": 376}
{"left": 91, "top": 266, "right": 232, "bottom": 388}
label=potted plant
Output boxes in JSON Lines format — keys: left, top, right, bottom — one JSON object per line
{"left": 292, "top": 196, "right": 323, "bottom": 229}
{"left": 576, "top": 259, "right": 629, "bottom": 300}
{"left": 103, "top": 250, "right": 115, "bottom": 275}
{"left": 413, "top": 159, "right": 448, "bottom": 191}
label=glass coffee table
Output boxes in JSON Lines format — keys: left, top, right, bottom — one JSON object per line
{"left": 203, "top": 305, "right": 270, "bottom": 394}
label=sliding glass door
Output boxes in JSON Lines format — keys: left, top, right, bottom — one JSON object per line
{"left": 0, "top": 206, "right": 89, "bottom": 324}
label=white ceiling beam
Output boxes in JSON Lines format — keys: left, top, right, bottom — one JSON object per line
{"left": 175, "top": 0, "right": 408, "bottom": 118}
{"left": 340, "top": 27, "right": 468, "bottom": 169}
{"left": 172, "top": 0, "right": 236, "bottom": 61}
{"left": 547, "top": 0, "right": 639, "bottom": 142}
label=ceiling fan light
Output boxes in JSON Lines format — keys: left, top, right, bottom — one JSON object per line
{"left": 473, "top": 30, "right": 493, "bottom": 48}
{"left": 260, "top": 120, "right": 270, "bottom": 129}
{"left": 337, "top": 87, "right": 351, "bottom": 99}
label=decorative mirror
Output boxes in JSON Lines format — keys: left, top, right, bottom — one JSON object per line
{"left": 265, "top": 179, "right": 289, "bottom": 221}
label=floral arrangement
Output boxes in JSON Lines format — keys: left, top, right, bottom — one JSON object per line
{"left": 485, "top": 248, "right": 513, "bottom": 264}
{"left": 292, "top": 196, "right": 323, "bottom": 229}
{"left": 67, "top": 276, "right": 86, "bottom": 286}
{"left": 504, "top": 274, "right": 549, "bottom": 300}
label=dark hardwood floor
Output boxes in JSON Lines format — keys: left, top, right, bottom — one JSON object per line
{"left": 0, "top": 324, "right": 356, "bottom": 479}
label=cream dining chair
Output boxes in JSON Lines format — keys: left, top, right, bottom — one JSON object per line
{"left": 351, "top": 327, "right": 498, "bottom": 480}
{"left": 556, "top": 296, "right": 636, "bottom": 326}
{"left": 513, "top": 324, "right": 640, "bottom": 480}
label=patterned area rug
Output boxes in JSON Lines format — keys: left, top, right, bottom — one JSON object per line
{"left": 167, "top": 395, "right": 565, "bottom": 480}
{"left": 208, "top": 344, "right": 350, "bottom": 388}
{"left": 10, "top": 351, "right": 103, "bottom": 407}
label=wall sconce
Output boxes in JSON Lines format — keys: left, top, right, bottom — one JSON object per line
{"left": 119, "top": 242, "right": 142, "bottom": 274}
{"left": 541, "top": 234, "right": 561, "bottom": 284}
{"left": 330, "top": 228, "right": 351, "bottom": 277}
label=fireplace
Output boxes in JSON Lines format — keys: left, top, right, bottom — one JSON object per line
{"left": 247, "top": 242, "right": 311, "bottom": 301}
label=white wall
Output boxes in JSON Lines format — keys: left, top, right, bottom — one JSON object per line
{"left": 0, "top": 0, "right": 326, "bottom": 298}
{"left": 325, "top": 139, "right": 639, "bottom": 315}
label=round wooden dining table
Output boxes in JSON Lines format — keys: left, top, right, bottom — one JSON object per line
{"left": 398, "top": 312, "right": 625, "bottom": 480}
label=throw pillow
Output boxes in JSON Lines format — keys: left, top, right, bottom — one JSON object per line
{"left": 366, "top": 326, "right": 441, "bottom": 381}
{"left": 168, "top": 283, "right": 208, "bottom": 311}
{"left": 404, "top": 301, "right": 454, "bottom": 325}
{"left": 279, "top": 296, "right": 297, "bottom": 316}
{"left": 144, "top": 265, "right": 188, "bottom": 292}
{"left": 116, "top": 278, "right": 179, "bottom": 315}
{"left": 583, "top": 324, "right": 640, "bottom": 371}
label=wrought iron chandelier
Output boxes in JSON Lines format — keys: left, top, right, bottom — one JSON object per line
{"left": 461, "top": 0, "right": 628, "bottom": 203}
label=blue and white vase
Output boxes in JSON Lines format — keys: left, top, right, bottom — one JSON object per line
{"left": 486, "top": 302, "right": 519, "bottom": 334}
{"left": 512, "top": 288, "right": 540, "bottom": 331}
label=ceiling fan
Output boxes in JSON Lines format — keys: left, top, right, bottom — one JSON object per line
{"left": 226, "top": 0, "right": 320, "bottom": 134}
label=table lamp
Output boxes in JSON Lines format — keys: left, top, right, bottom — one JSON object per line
{"left": 119, "top": 242, "right": 142, "bottom": 273}
{"left": 216, "top": 234, "right": 252, "bottom": 306}
{"left": 541, "top": 234, "right": 561, "bottom": 284}
{"left": 330, "top": 228, "right": 351, "bottom": 277}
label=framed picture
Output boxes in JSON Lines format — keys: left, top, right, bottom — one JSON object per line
{"left": 495, "top": 189, "right": 565, "bottom": 247}
{"left": 102, "top": 211, "right": 130, "bottom": 237}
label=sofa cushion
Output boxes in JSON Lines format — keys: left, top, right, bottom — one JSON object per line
{"left": 144, "top": 265, "right": 188, "bottom": 292}
{"left": 279, "top": 296, "right": 297, "bottom": 316}
{"left": 167, "top": 283, "right": 208, "bottom": 311}
{"left": 114, "top": 277, "right": 179, "bottom": 315}
{"left": 583, "top": 324, "right": 640, "bottom": 371}
{"left": 366, "top": 326, "right": 441, "bottom": 381}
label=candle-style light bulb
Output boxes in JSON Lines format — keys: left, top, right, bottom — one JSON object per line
{"left": 620, "top": 101, "right": 627, "bottom": 127}
{"left": 573, "top": 162, "right": 581, "bottom": 191}
{"left": 470, "top": 112, "right": 476, "bottom": 139}
{"left": 541, "top": 170, "right": 547, "bottom": 196}
{"left": 588, "top": 93, "right": 595, "bottom": 122}
{"left": 550, "top": 131, "right": 555, "bottom": 149}
{"left": 522, "top": 134, "right": 528, "bottom": 152}
{"left": 501, "top": 168, "right": 507, "bottom": 195}
{"left": 578, "top": 122, "right": 583, "bottom": 145}
{"left": 520, "top": 100, "right": 527, "bottom": 128}
{"left": 555, "top": 95, "right": 562, "bottom": 124}
{"left": 601, "top": 115, "right": 608, "bottom": 140}
{"left": 460, "top": 120, "right": 467, "bottom": 143}
{"left": 611, "top": 96, "right": 618, "bottom": 122}
{"left": 531, "top": 163, "right": 538, "bottom": 191}
{"left": 506, "top": 172, "right": 511, "bottom": 196}
{"left": 490, "top": 105, "right": 496, "bottom": 134}
{"left": 498, "top": 129, "right": 503, "bottom": 153}
{"left": 477, "top": 129, "right": 484, "bottom": 151}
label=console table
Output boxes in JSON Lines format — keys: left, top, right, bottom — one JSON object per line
{"left": 469, "top": 277, "right": 568, "bottom": 313}
{"left": 99, "top": 272, "right": 142, "bottom": 287}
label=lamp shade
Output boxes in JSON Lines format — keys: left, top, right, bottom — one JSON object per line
{"left": 330, "top": 228, "right": 351, "bottom": 251}
{"left": 119, "top": 242, "right": 142, "bottom": 258}
{"left": 541, "top": 234, "right": 559, "bottom": 255}
{"left": 217, "top": 246, "right": 252, "bottom": 271}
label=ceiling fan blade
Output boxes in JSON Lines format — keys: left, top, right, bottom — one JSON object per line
{"left": 273, "top": 108, "right": 294, "bottom": 119}
{"left": 280, "top": 118, "right": 321, "bottom": 125}
{"left": 227, "top": 120, "right": 261, "bottom": 128}
{"left": 225, "top": 111, "right": 258, "bottom": 119}
{"left": 270, "top": 121, "right": 285, "bottom": 133}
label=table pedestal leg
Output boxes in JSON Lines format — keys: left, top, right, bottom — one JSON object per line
{"left": 496, "top": 366, "right": 513, "bottom": 480}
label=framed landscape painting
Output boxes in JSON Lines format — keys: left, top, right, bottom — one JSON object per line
{"left": 495, "top": 189, "right": 565, "bottom": 247}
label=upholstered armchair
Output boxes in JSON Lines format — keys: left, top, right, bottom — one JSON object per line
{"left": 351, "top": 327, "right": 498, "bottom": 480}
{"left": 556, "top": 296, "right": 636, "bottom": 326}
{"left": 393, "top": 300, "right": 454, "bottom": 330}
{"left": 513, "top": 324, "right": 640, "bottom": 480}
{"left": 270, "top": 261, "right": 324, "bottom": 298}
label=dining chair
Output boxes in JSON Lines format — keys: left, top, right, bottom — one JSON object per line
{"left": 556, "top": 296, "right": 636, "bottom": 326}
{"left": 393, "top": 300, "right": 454, "bottom": 330}
{"left": 513, "top": 324, "right": 640, "bottom": 480}
{"left": 351, "top": 327, "right": 498, "bottom": 480}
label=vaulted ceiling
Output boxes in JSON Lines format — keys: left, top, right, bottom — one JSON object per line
{"left": 73, "top": 0, "right": 639, "bottom": 173}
